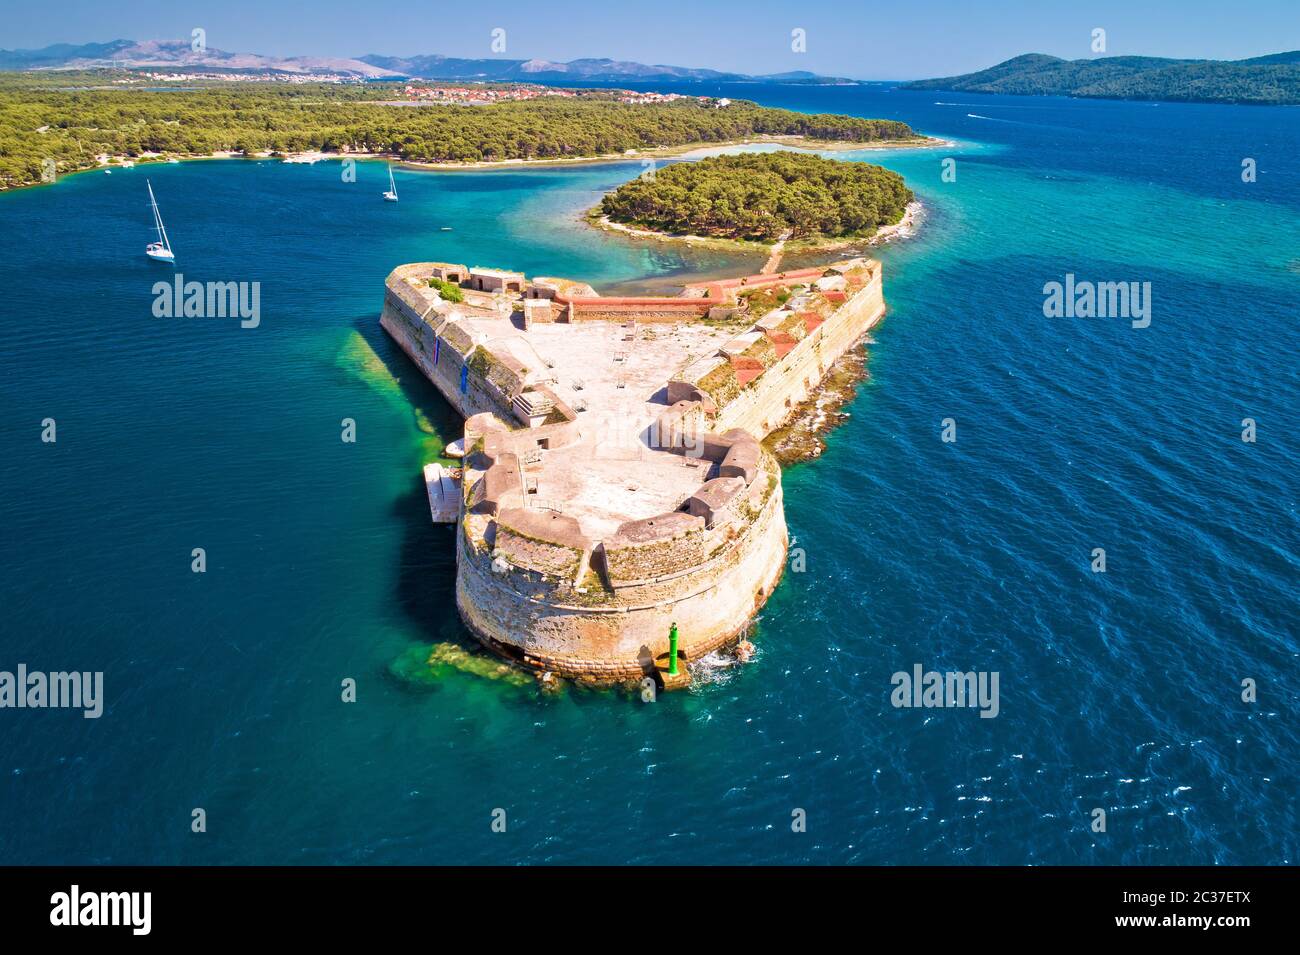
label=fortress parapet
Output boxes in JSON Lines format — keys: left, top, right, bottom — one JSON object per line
{"left": 380, "top": 252, "right": 887, "bottom": 686}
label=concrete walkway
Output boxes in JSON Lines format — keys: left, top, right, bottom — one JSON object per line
{"left": 424, "top": 463, "right": 460, "bottom": 523}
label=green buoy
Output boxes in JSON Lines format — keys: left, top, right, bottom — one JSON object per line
{"left": 668, "top": 622, "right": 680, "bottom": 676}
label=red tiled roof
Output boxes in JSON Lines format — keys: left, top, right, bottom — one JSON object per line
{"left": 730, "top": 356, "right": 765, "bottom": 386}
{"left": 767, "top": 333, "right": 798, "bottom": 358}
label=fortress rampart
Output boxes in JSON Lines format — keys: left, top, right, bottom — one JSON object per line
{"left": 380, "top": 255, "right": 886, "bottom": 686}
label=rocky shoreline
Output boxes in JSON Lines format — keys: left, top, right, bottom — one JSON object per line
{"left": 400, "top": 133, "right": 946, "bottom": 172}
{"left": 763, "top": 332, "right": 874, "bottom": 464}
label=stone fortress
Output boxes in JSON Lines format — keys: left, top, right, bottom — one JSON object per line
{"left": 380, "top": 252, "right": 887, "bottom": 688}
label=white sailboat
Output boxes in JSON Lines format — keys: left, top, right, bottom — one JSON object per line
{"left": 145, "top": 180, "right": 175, "bottom": 263}
{"left": 383, "top": 163, "right": 399, "bottom": 202}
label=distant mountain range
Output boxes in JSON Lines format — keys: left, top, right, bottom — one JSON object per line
{"left": 11, "top": 40, "right": 1297, "bottom": 100}
{"left": 0, "top": 39, "right": 851, "bottom": 84}
{"left": 905, "top": 52, "right": 1300, "bottom": 105}
{"left": 358, "top": 52, "right": 836, "bottom": 84}
{"left": 0, "top": 39, "right": 396, "bottom": 77}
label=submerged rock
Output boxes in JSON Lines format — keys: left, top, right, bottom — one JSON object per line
{"left": 537, "top": 670, "right": 567, "bottom": 696}
{"left": 337, "top": 330, "right": 444, "bottom": 453}
{"left": 427, "top": 642, "right": 534, "bottom": 686}
{"left": 387, "top": 641, "right": 534, "bottom": 689}
{"left": 387, "top": 644, "right": 441, "bottom": 689}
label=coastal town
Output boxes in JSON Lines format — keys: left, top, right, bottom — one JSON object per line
{"left": 120, "top": 71, "right": 733, "bottom": 107}
{"left": 128, "top": 68, "right": 363, "bottom": 84}
{"left": 380, "top": 83, "right": 726, "bottom": 107}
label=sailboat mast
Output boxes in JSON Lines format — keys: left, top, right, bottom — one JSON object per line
{"left": 148, "top": 180, "right": 172, "bottom": 252}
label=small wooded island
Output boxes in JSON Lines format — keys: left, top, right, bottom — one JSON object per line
{"left": 598, "top": 151, "right": 914, "bottom": 243}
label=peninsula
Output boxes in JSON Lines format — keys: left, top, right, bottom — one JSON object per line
{"left": 0, "top": 74, "right": 930, "bottom": 189}
{"left": 380, "top": 254, "right": 889, "bottom": 688}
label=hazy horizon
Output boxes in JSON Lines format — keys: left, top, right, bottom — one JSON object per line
{"left": 3, "top": 0, "right": 1298, "bottom": 81}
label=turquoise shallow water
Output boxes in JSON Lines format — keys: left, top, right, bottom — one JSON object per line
{"left": 0, "top": 87, "right": 1295, "bottom": 864}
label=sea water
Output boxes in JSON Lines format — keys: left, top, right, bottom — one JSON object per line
{"left": 0, "top": 86, "right": 1295, "bottom": 864}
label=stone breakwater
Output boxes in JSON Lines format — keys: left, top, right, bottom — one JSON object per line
{"left": 380, "top": 256, "right": 887, "bottom": 687}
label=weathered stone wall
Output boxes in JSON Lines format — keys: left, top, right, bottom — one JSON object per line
{"left": 380, "top": 289, "right": 510, "bottom": 421}
{"left": 568, "top": 305, "right": 710, "bottom": 323}
{"left": 455, "top": 465, "right": 787, "bottom": 681}
{"left": 715, "top": 267, "right": 884, "bottom": 438}
{"left": 602, "top": 512, "right": 713, "bottom": 586}
{"left": 383, "top": 274, "right": 584, "bottom": 440}
{"left": 494, "top": 507, "right": 588, "bottom": 579}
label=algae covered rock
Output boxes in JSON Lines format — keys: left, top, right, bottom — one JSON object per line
{"left": 389, "top": 641, "right": 536, "bottom": 689}
{"left": 387, "top": 644, "right": 442, "bottom": 689}
{"left": 427, "top": 642, "right": 534, "bottom": 687}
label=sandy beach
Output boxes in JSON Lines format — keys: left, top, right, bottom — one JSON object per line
{"left": 395, "top": 133, "right": 949, "bottom": 172}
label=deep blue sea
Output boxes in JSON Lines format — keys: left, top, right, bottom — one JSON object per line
{"left": 0, "top": 85, "right": 1295, "bottom": 865}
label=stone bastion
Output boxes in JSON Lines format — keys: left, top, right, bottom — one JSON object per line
{"left": 380, "top": 258, "right": 886, "bottom": 687}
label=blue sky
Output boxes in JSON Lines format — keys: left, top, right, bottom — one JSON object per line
{"left": 4, "top": 0, "right": 1298, "bottom": 79}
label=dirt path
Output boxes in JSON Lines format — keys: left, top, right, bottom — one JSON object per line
{"left": 760, "top": 231, "right": 793, "bottom": 274}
